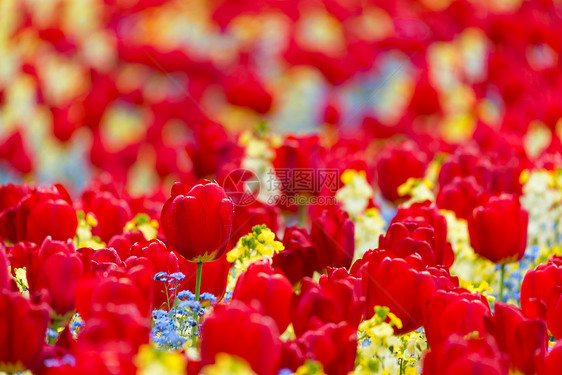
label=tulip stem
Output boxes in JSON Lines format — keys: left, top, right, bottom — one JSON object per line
{"left": 499, "top": 264, "right": 506, "bottom": 302}
{"left": 195, "top": 262, "right": 203, "bottom": 302}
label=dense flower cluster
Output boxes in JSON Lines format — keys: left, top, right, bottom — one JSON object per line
{"left": 2, "top": 0, "right": 562, "bottom": 374}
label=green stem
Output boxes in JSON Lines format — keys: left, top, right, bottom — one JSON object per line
{"left": 195, "top": 262, "right": 203, "bottom": 302}
{"left": 298, "top": 203, "right": 307, "bottom": 227}
{"left": 499, "top": 264, "right": 506, "bottom": 302}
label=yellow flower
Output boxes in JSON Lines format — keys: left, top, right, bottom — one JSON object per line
{"left": 201, "top": 354, "right": 256, "bottom": 375}
{"left": 135, "top": 345, "right": 186, "bottom": 375}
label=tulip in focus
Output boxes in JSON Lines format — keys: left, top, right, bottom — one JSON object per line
{"left": 161, "top": 181, "right": 233, "bottom": 300}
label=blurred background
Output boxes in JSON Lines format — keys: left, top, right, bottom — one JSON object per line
{"left": 0, "top": 0, "right": 560, "bottom": 196}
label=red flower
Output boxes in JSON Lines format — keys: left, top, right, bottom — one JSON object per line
{"left": 390, "top": 201, "right": 455, "bottom": 268}
{"left": 486, "top": 303, "right": 548, "bottom": 375}
{"left": 2, "top": 185, "right": 77, "bottom": 244}
{"left": 358, "top": 251, "right": 436, "bottom": 334}
{"left": 223, "top": 66, "right": 273, "bottom": 114}
{"left": 546, "top": 285, "right": 562, "bottom": 340}
{"left": 75, "top": 265, "right": 153, "bottom": 320}
{"left": 376, "top": 141, "right": 427, "bottom": 202}
{"left": 0, "top": 129, "right": 33, "bottom": 174}
{"left": 232, "top": 260, "right": 293, "bottom": 333}
{"left": 0, "top": 245, "right": 10, "bottom": 290}
{"left": 200, "top": 301, "right": 281, "bottom": 375}
{"left": 185, "top": 121, "right": 241, "bottom": 179}
{"left": 423, "top": 333, "right": 509, "bottom": 375}
{"left": 125, "top": 239, "right": 180, "bottom": 309}
{"left": 468, "top": 194, "right": 528, "bottom": 263}
{"left": 291, "top": 272, "right": 363, "bottom": 336}
{"left": 272, "top": 135, "right": 322, "bottom": 197}
{"left": 61, "top": 304, "right": 150, "bottom": 375}
{"left": 0, "top": 184, "right": 29, "bottom": 242}
{"left": 36, "top": 239, "right": 83, "bottom": 316}
{"left": 520, "top": 259, "right": 562, "bottom": 320}
{"left": 437, "top": 176, "right": 487, "bottom": 220}
{"left": 272, "top": 226, "right": 320, "bottom": 285}
{"left": 408, "top": 71, "right": 441, "bottom": 116}
{"left": 0, "top": 290, "right": 50, "bottom": 373}
{"left": 161, "top": 181, "right": 233, "bottom": 262}
{"left": 379, "top": 222, "right": 437, "bottom": 268}
{"left": 82, "top": 190, "right": 132, "bottom": 243}
{"left": 542, "top": 341, "right": 562, "bottom": 375}
{"left": 310, "top": 208, "right": 355, "bottom": 270}
{"left": 280, "top": 322, "right": 357, "bottom": 375}
{"left": 425, "top": 288, "right": 491, "bottom": 348}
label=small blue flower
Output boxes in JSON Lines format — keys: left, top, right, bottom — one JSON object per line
{"left": 200, "top": 292, "right": 217, "bottom": 305}
{"left": 170, "top": 272, "right": 185, "bottom": 281}
{"left": 177, "top": 290, "right": 195, "bottom": 301}
{"left": 154, "top": 272, "right": 168, "bottom": 281}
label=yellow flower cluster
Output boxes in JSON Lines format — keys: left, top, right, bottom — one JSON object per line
{"left": 294, "top": 360, "right": 326, "bottom": 375}
{"left": 124, "top": 213, "right": 159, "bottom": 241}
{"left": 335, "top": 169, "right": 386, "bottom": 259}
{"left": 74, "top": 210, "right": 106, "bottom": 249}
{"left": 397, "top": 177, "right": 435, "bottom": 206}
{"left": 200, "top": 354, "right": 256, "bottom": 375}
{"left": 135, "top": 345, "right": 186, "bottom": 375}
{"left": 354, "top": 306, "right": 422, "bottom": 375}
{"left": 336, "top": 170, "right": 374, "bottom": 218}
{"left": 226, "top": 225, "right": 284, "bottom": 289}
{"left": 442, "top": 210, "right": 496, "bottom": 287}
{"left": 13, "top": 267, "right": 28, "bottom": 297}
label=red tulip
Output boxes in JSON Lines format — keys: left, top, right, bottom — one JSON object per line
{"left": 379, "top": 222, "right": 437, "bottom": 268}
{"left": 0, "top": 129, "right": 33, "bottom": 174}
{"left": 546, "top": 286, "right": 562, "bottom": 340}
{"left": 223, "top": 66, "right": 273, "bottom": 114}
{"left": 541, "top": 341, "right": 562, "bottom": 375}
{"left": 422, "top": 333, "right": 509, "bottom": 375}
{"left": 75, "top": 265, "right": 153, "bottom": 320}
{"left": 390, "top": 201, "right": 455, "bottom": 268}
{"left": 4, "top": 185, "right": 78, "bottom": 244}
{"left": 185, "top": 121, "right": 241, "bottom": 179}
{"left": 272, "top": 226, "right": 320, "bottom": 285}
{"left": 125, "top": 239, "right": 180, "bottom": 309}
{"left": 291, "top": 272, "right": 363, "bottom": 336}
{"left": 486, "top": 303, "right": 548, "bottom": 375}
{"left": 161, "top": 181, "right": 233, "bottom": 262}
{"left": 0, "top": 290, "right": 50, "bottom": 372}
{"left": 468, "top": 194, "right": 528, "bottom": 263}
{"left": 200, "top": 301, "right": 281, "bottom": 375}
{"left": 425, "top": 288, "right": 491, "bottom": 347}
{"left": 272, "top": 135, "right": 322, "bottom": 198}
{"left": 359, "top": 251, "right": 436, "bottom": 334}
{"left": 310, "top": 207, "right": 355, "bottom": 270}
{"left": 232, "top": 260, "right": 293, "bottom": 333}
{"left": 37, "top": 241, "right": 83, "bottom": 316}
{"left": 376, "top": 141, "right": 427, "bottom": 202}
{"left": 408, "top": 71, "right": 441, "bottom": 116}
{"left": 0, "top": 184, "right": 29, "bottom": 242}
{"left": 520, "top": 259, "right": 562, "bottom": 320}
{"left": 63, "top": 304, "right": 150, "bottom": 375}
{"left": 280, "top": 322, "right": 357, "bottom": 375}
{"left": 437, "top": 176, "right": 487, "bottom": 220}
{"left": 82, "top": 191, "right": 132, "bottom": 243}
